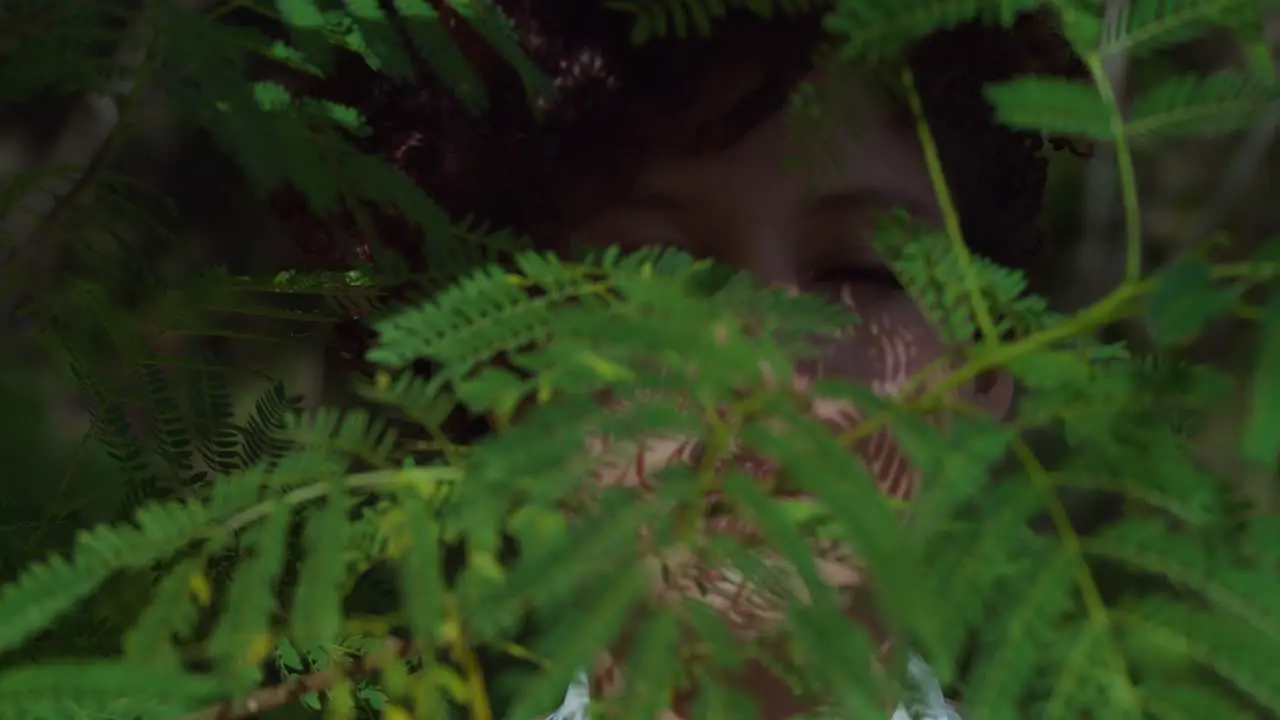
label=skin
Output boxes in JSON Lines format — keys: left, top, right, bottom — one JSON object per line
{"left": 554, "top": 68, "right": 1014, "bottom": 718}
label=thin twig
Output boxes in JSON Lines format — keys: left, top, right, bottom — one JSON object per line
{"left": 1063, "top": 0, "right": 1132, "bottom": 312}
{"left": 181, "top": 637, "right": 414, "bottom": 720}
{"left": 1176, "top": 38, "right": 1280, "bottom": 257}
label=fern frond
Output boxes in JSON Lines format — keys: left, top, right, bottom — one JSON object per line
{"left": 0, "top": 1, "right": 134, "bottom": 101}
{"left": 366, "top": 259, "right": 581, "bottom": 371}
{"left": 926, "top": 481, "right": 1052, "bottom": 666}
{"left": 614, "top": 611, "right": 682, "bottom": 719}
{"left": 396, "top": 493, "right": 446, "bottom": 648}
{"left": 0, "top": 661, "right": 220, "bottom": 718}
{"left": 741, "top": 410, "right": 935, "bottom": 639}
{"left": 391, "top": 0, "right": 489, "bottom": 111}
{"left": 287, "top": 407, "right": 399, "bottom": 467}
{"left": 67, "top": 357, "right": 164, "bottom": 517}
{"left": 237, "top": 380, "right": 302, "bottom": 469}
{"left": 0, "top": 554, "right": 115, "bottom": 659}
{"left": 122, "top": 557, "right": 207, "bottom": 667}
{"left": 1242, "top": 293, "right": 1280, "bottom": 466}
{"left": 504, "top": 564, "right": 648, "bottom": 720}
{"left": 986, "top": 76, "right": 1114, "bottom": 139}
{"left": 217, "top": 266, "right": 391, "bottom": 319}
{"left": 1127, "top": 71, "right": 1280, "bottom": 139}
{"left": 1098, "top": 0, "right": 1272, "bottom": 59}
{"left": 873, "top": 210, "right": 1060, "bottom": 343}
{"left": 339, "top": 0, "right": 423, "bottom": 80}
{"left": 445, "top": 0, "right": 553, "bottom": 99}
{"left": 828, "top": 0, "right": 1041, "bottom": 62}
{"left": 606, "top": 0, "right": 732, "bottom": 42}
{"left": 1085, "top": 518, "right": 1280, "bottom": 642}
{"left": 1139, "top": 684, "right": 1255, "bottom": 720}
{"left": 207, "top": 506, "right": 291, "bottom": 691}
{"left": 606, "top": 0, "right": 831, "bottom": 43}
{"left": 1121, "top": 598, "right": 1280, "bottom": 714}
{"left": 140, "top": 362, "right": 196, "bottom": 476}
{"left": 964, "top": 547, "right": 1086, "bottom": 719}
{"left": 0, "top": 501, "right": 208, "bottom": 657}
{"left": 289, "top": 486, "right": 350, "bottom": 651}
{"left": 188, "top": 359, "right": 242, "bottom": 474}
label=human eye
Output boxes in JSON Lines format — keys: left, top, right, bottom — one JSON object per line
{"left": 809, "top": 262, "right": 902, "bottom": 290}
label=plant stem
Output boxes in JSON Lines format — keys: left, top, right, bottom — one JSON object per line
{"left": 901, "top": 68, "right": 999, "bottom": 345}
{"left": 221, "top": 466, "right": 462, "bottom": 535}
{"left": 1086, "top": 54, "right": 1144, "bottom": 283}
{"left": 1012, "top": 440, "right": 1141, "bottom": 712}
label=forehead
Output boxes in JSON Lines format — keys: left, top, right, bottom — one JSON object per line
{"left": 623, "top": 69, "right": 936, "bottom": 219}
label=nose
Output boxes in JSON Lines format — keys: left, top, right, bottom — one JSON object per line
{"left": 722, "top": 230, "right": 803, "bottom": 289}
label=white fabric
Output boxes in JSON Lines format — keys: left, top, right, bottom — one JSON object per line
{"left": 545, "top": 653, "right": 960, "bottom": 719}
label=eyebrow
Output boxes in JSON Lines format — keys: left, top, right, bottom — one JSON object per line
{"left": 610, "top": 191, "right": 698, "bottom": 215}
{"left": 806, "top": 188, "right": 933, "bottom": 219}
{"left": 614, "top": 188, "right": 930, "bottom": 215}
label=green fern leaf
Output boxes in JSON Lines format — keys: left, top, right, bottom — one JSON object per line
{"left": 367, "top": 257, "right": 589, "bottom": 371}
{"left": 287, "top": 407, "right": 398, "bottom": 467}
{"left": 122, "top": 558, "right": 206, "bottom": 666}
{"left": 140, "top": 363, "right": 195, "bottom": 475}
{"left": 740, "top": 409, "right": 936, "bottom": 648}
{"left": 986, "top": 76, "right": 1114, "bottom": 139}
{"left": 0, "top": 502, "right": 207, "bottom": 656}
{"left": 0, "top": 662, "right": 221, "bottom": 717}
{"left": 341, "top": 0, "right": 418, "bottom": 80}
{"left": 1041, "top": 620, "right": 1116, "bottom": 720}
{"left": 67, "top": 358, "right": 162, "bottom": 517}
{"left": 1232, "top": 17, "right": 1278, "bottom": 84}
{"left": 0, "top": 555, "right": 114, "bottom": 658}
{"left": 237, "top": 380, "right": 301, "bottom": 468}
{"left": 615, "top": 611, "right": 683, "bottom": 719}
{"left": 1127, "top": 72, "right": 1280, "bottom": 138}
{"left": 495, "top": 482, "right": 664, "bottom": 628}
{"left": 1085, "top": 518, "right": 1280, "bottom": 642}
{"left": 208, "top": 507, "right": 291, "bottom": 691}
{"left": 1144, "top": 258, "right": 1240, "bottom": 345}
{"left": 828, "top": 0, "right": 1040, "bottom": 62}
{"left": 1122, "top": 598, "right": 1280, "bottom": 713}
{"left": 289, "top": 488, "right": 350, "bottom": 650}
{"left": 505, "top": 566, "right": 647, "bottom": 720}
{"left": 1099, "top": 0, "right": 1272, "bottom": 58}
{"left": 787, "top": 603, "right": 884, "bottom": 716}
{"left": 1242, "top": 294, "right": 1280, "bottom": 467}
{"left": 188, "top": 360, "right": 242, "bottom": 474}
{"left": 0, "top": 2, "right": 130, "bottom": 101}
{"left": 1140, "top": 684, "right": 1255, "bottom": 720}
{"left": 275, "top": 0, "right": 327, "bottom": 29}
{"left": 445, "top": 0, "right": 552, "bottom": 99}
{"left": 392, "top": 0, "right": 488, "bottom": 111}
{"left": 398, "top": 493, "right": 446, "bottom": 648}
{"left": 965, "top": 548, "right": 1084, "bottom": 719}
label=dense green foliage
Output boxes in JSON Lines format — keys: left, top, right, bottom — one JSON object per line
{"left": 1, "top": 0, "right": 1279, "bottom": 718}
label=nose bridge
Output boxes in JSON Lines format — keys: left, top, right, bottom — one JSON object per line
{"left": 729, "top": 225, "right": 801, "bottom": 288}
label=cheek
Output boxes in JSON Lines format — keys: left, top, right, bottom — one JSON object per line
{"left": 798, "top": 285, "right": 951, "bottom": 500}
{"left": 804, "top": 284, "right": 949, "bottom": 395}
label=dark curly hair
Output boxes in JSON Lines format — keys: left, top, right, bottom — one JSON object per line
{"left": 283, "top": 2, "right": 1086, "bottom": 372}
{"left": 275, "top": 8, "right": 1089, "bottom": 707}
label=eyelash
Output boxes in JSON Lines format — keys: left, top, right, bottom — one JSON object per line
{"left": 811, "top": 264, "right": 903, "bottom": 289}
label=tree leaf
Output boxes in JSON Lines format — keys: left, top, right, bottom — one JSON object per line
{"left": 986, "top": 77, "right": 1113, "bottom": 139}
{"left": 1128, "top": 73, "right": 1280, "bottom": 139}
{"left": 1145, "top": 259, "right": 1239, "bottom": 345}
{"left": 1242, "top": 294, "right": 1280, "bottom": 467}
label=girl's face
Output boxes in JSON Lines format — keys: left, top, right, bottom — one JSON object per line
{"left": 563, "top": 69, "right": 1012, "bottom": 716}
{"left": 573, "top": 69, "right": 1014, "bottom": 496}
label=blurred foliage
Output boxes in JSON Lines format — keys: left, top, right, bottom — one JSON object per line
{"left": 0, "top": 1, "right": 1278, "bottom": 720}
